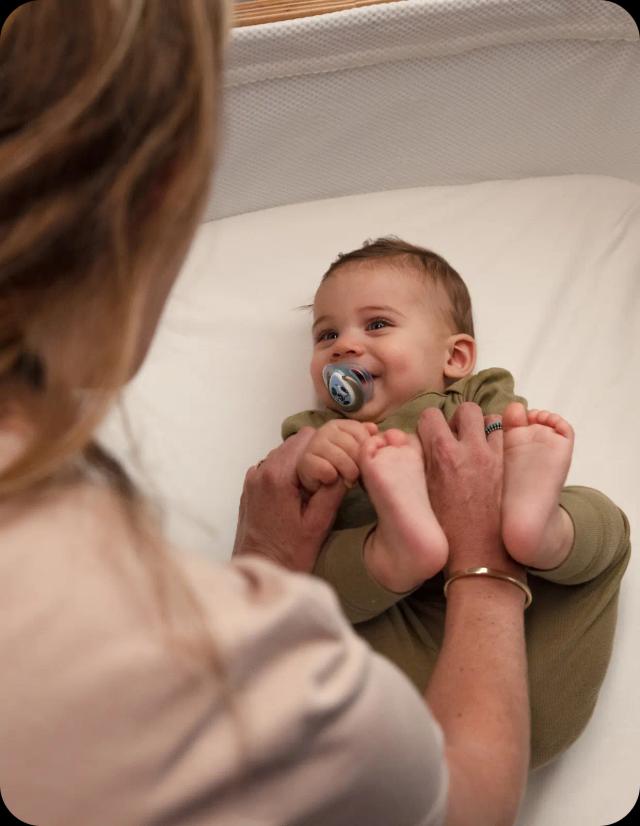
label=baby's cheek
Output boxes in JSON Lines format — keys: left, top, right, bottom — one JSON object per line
{"left": 312, "top": 376, "right": 330, "bottom": 404}
{"left": 309, "top": 360, "right": 324, "bottom": 394}
{"left": 388, "top": 358, "right": 429, "bottom": 398}
{"left": 383, "top": 342, "right": 412, "bottom": 367}
{"left": 386, "top": 352, "right": 415, "bottom": 381}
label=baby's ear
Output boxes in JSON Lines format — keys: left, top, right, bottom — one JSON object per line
{"left": 443, "top": 334, "right": 476, "bottom": 380}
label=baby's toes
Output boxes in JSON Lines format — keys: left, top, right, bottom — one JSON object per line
{"left": 503, "top": 401, "right": 528, "bottom": 429}
{"left": 529, "top": 409, "right": 574, "bottom": 441}
{"left": 383, "top": 428, "right": 410, "bottom": 448}
{"left": 403, "top": 432, "right": 426, "bottom": 462}
{"left": 360, "top": 434, "right": 387, "bottom": 463}
{"left": 551, "top": 414, "right": 574, "bottom": 441}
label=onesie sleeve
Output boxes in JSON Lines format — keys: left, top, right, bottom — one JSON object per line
{"left": 463, "top": 367, "right": 528, "bottom": 414}
{"left": 531, "top": 485, "right": 630, "bottom": 585}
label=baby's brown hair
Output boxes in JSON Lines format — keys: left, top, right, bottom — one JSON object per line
{"left": 322, "top": 236, "right": 475, "bottom": 338}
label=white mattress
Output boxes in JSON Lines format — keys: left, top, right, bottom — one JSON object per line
{"left": 101, "top": 2, "right": 640, "bottom": 824}
{"left": 103, "top": 173, "right": 640, "bottom": 825}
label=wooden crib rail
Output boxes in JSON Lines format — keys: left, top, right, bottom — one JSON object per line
{"left": 232, "top": 0, "right": 403, "bottom": 28}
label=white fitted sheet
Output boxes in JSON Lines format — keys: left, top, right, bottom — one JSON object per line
{"left": 102, "top": 172, "right": 640, "bottom": 825}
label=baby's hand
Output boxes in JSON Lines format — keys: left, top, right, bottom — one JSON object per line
{"left": 297, "top": 419, "right": 379, "bottom": 493}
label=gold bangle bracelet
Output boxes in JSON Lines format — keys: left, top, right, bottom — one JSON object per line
{"left": 443, "top": 566, "right": 533, "bottom": 609}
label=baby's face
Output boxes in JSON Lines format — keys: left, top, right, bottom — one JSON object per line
{"left": 310, "top": 263, "right": 453, "bottom": 422}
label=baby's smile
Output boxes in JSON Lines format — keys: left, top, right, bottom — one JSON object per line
{"left": 311, "top": 264, "right": 472, "bottom": 421}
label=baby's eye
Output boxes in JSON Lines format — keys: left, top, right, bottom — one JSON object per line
{"left": 366, "top": 318, "right": 391, "bottom": 331}
{"left": 316, "top": 329, "right": 338, "bottom": 342}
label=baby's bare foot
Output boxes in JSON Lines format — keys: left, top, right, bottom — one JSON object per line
{"left": 359, "top": 429, "right": 448, "bottom": 593}
{"left": 502, "top": 402, "right": 574, "bottom": 568}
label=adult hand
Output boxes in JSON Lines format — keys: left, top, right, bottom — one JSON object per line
{"left": 419, "top": 404, "right": 530, "bottom": 826}
{"left": 232, "top": 428, "right": 346, "bottom": 573}
{"left": 418, "top": 402, "right": 522, "bottom": 578}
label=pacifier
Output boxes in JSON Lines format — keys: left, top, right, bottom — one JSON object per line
{"left": 322, "top": 363, "right": 374, "bottom": 412}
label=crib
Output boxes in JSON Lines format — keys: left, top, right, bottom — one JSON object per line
{"left": 102, "top": 2, "right": 640, "bottom": 823}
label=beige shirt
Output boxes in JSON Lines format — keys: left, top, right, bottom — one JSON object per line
{"left": 0, "top": 435, "right": 447, "bottom": 826}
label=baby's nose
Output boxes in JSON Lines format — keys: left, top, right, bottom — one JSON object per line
{"left": 331, "top": 334, "right": 364, "bottom": 359}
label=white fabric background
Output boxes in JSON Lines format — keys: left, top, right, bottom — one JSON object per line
{"left": 102, "top": 2, "right": 639, "bottom": 824}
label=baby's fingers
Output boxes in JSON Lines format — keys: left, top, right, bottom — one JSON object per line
{"left": 324, "top": 445, "right": 360, "bottom": 487}
{"left": 314, "top": 443, "right": 360, "bottom": 486}
{"left": 330, "top": 419, "right": 378, "bottom": 444}
{"left": 299, "top": 455, "right": 339, "bottom": 491}
{"left": 321, "top": 427, "right": 368, "bottom": 463}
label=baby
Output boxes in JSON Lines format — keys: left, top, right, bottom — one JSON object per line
{"left": 281, "top": 237, "right": 630, "bottom": 769}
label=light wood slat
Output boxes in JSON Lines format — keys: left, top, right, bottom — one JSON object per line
{"left": 234, "top": 0, "right": 394, "bottom": 11}
{"left": 232, "top": 0, "right": 402, "bottom": 28}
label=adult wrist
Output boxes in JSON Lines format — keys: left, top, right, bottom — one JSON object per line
{"left": 444, "top": 537, "right": 524, "bottom": 580}
{"left": 444, "top": 567, "right": 532, "bottom": 609}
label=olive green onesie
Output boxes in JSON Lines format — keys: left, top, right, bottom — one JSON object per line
{"left": 282, "top": 367, "right": 631, "bottom": 768}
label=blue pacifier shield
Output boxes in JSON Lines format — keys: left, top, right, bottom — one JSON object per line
{"left": 322, "top": 363, "right": 374, "bottom": 412}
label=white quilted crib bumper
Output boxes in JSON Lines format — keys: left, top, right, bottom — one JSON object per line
{"left": 102, "top": 2, "right": 640, "bottom": 824}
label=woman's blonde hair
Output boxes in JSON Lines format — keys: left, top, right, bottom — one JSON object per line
{"left": 1, "top": 1, "right": 228, "bottom": 671}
